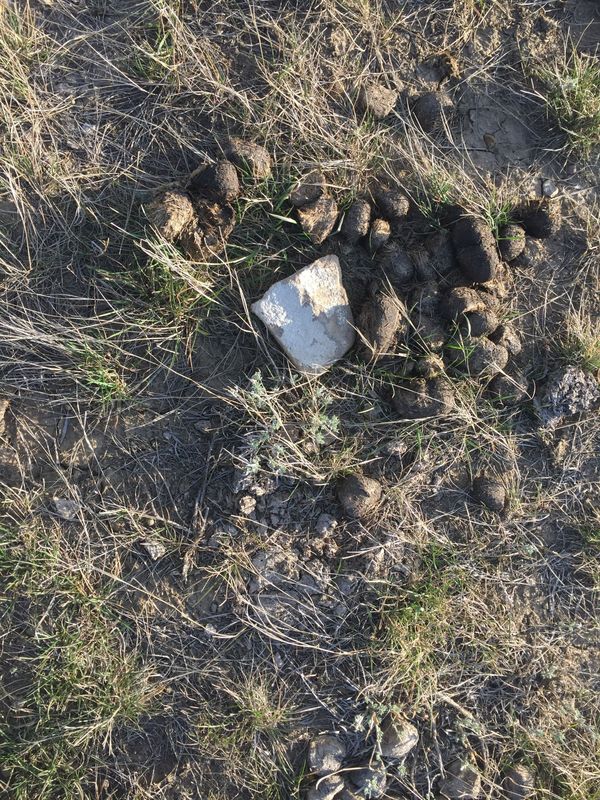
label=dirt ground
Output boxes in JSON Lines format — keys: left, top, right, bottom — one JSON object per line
{"left": 0, "top": 1, "right": 598, "bottom": 799}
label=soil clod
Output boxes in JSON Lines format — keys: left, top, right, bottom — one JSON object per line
{"left": 489, "top": 323, "right": 522, "bottom": 356}
{"left": 349, "top": 760, "right": 387, "bottom": 798}
{"left": 535, "top": 365, "right": 600, "bottom": 428}
{"left": 372, "top": 186, "right": 410, "bottom": 223}
{"left": 337, "top": 474, "right": 382, "bottom": 519}
{"left": 342, "top": 199, "right": 371, "bottom": 244}
{"left": 447, "top": 336, "right": 509, "bottom": 377}
{"left": 455, "top": 244, "right": 498, "bottom": 284}
{"left": 488, "top": 371, "right": 530, "bottom": 405}
{"left": 393, "top": 377, "right": 455, "bottom": 418}
{"left": 438, "top": 759, "right": 481, "bottom": 799}
{"left": 498, "top": 223, "right": 526, "bottom": 261}
{"left": 306, "top": 774, "right": 345, "bottom": 800}
{"left": 369, "top": 218, "right": 391, "bottom": 251}
{"left": 187, "top": 159, "right": 240, "bottom": 205}
{"left": 379, "top": 715, "right": 418, "bottom": 761}
{"left": 145, "top": 189, "right": 195, "bottom": 241}
{"left": 290, "top": 170, "right": 326, "bottom": 208}
{"left": 357, "top": 83, "right": 398, "bottom": 119}
{"left": 308, "top": 734, "right": 346, "bottom": 776}
{"left": 224, "top": 137, "right": 272, "bottom": 179}
{"left": 440, "top": 287, "right": 487, "bottom": 321}
{"left": 412, "top": 91, "right": 448, "bottom": 133}
{"left": 297, "top": 196, "right": 339, "bottom": 244}
{"left": 502, "top": 764, "right": 535, "bottom": 800}
{"left": 379, "top": 242, "right": 414, "bottom": 284}
{"left": 459, "top": 309, "right": 499, "bottom": 338}
{"left": 472, "top": 475, "right": 506, "bottom": 513}
{"left": 358, "top": 292, "right": 403, "bottom": 359}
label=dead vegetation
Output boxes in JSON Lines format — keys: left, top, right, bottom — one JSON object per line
{"left": 0, "top": 1, "right": 599, "bottom": 799}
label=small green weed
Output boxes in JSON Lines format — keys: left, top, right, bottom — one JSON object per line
{"left": 371, "top": 547, "right": 462, "bottom": 704}
{"left": 540, "top": 49, "right": 600, "bottom": 157}
{"left": 557, "top": 313, "right": 600, "bottom": 374}
{"left": 0, "top": 526, "right": 156, "bottom": 800}
{"left": 416, "top": 174, "right": 454, "bottom": 229}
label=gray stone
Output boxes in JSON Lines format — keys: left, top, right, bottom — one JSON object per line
{"left": 379, "top": 715, "right": 418, "bottom": 761}
{"left": 308, "top": 734, "right": 346, "bottom": 775}
{"left": 251, "top": 255, "right": 355, "bottom": 375}
{"left": 542, "top": 178, "right": 558, "bottom": 198}
{"left": 438, "top": 759, "right": 481, "bottom": 799}
{"left": 139, "top": 540, "right": 167, "bottom": 560}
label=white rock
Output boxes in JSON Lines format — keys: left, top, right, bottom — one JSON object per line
{"left": 542, "top": 178, "right": 559, "bottom": 198}
{"left": 251, "top": 255, "right": 355, "bottom": 375}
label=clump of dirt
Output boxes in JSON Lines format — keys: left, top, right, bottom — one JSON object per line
{"left": 145, "top": 188, "right": 195, "bottom": 242}
{"left": 337, "top": 474, "right": 382, "bottom": 518}
{"left": 342, "top": 199, "right": 371, "bottom": 244}
{"left": 488, "top": 371, "right": 530, "bottom": 405}
{"left": 357, "top": 291, "right": 403, "bottom": 360}
{"left": 289, "top": 169, "right": 327, "bottom": 208}
{"left": 369, "top": 217, "right": 391, "bottom": 251}
{"left": 224, "top": 136, "right": 272, "bottom": 179}
{"left": 503, "top": 764, "right": 535, "bottom": 800}
{"left": 535, "top": 365, "right": 600, "bottom": 428}
{"left": 411, "top": 90, "right": 452, "bottom": 133}
{"left": 296, "top": 195, "right": 339, "bottom": 245}
{"left": 145, "top": 154, "right": 246, "bottom": 259}
{"left": 188, "top": 159, "right": 240, "bottom": 205}
{"left": 356, "top": 82, "right": 398, "bottom": 119}
{"left": 452, "top": 217, "right": 499, "bottom": 283}
{"left": 498, "top": 223, "right": 526, "bottom": 261}
{"left": 392, "top": 377, "right": 455, "bottom": 419}
{"left": 472, "top": 474, "right": 507, "bottom": 513}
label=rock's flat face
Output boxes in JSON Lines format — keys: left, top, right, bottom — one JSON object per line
{"left": 251, "top": 255, "right": 355, "bottom": 375}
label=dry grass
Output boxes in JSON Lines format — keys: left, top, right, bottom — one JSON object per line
{"left": 0, "top": 1, "right": 599, "bottom": 799}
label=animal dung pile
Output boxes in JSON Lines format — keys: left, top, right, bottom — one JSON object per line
{"left": 144, "top": 140, "right": 565, "bottom": 426}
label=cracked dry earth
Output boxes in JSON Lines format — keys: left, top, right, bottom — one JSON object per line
{"left": 0, "top": 2, "right": 599, "bottom": 800}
